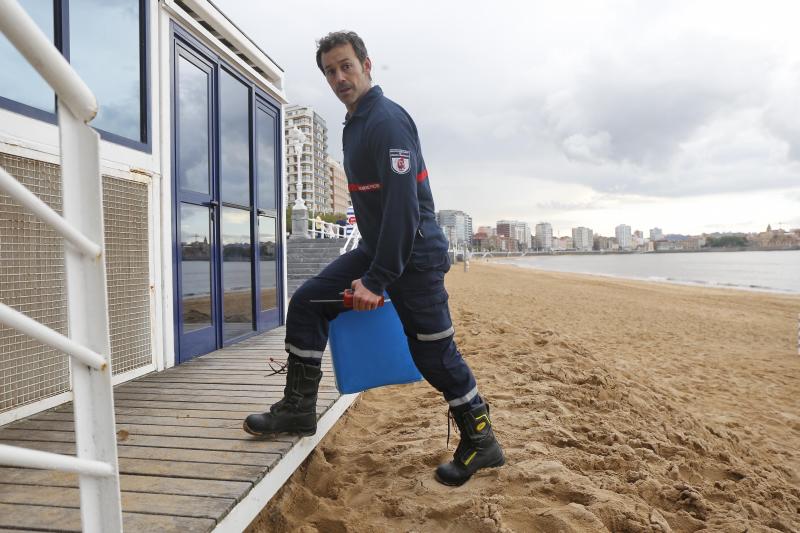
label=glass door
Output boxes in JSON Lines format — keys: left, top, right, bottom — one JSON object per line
{"left": 172, "top": 25, "right": 284, "bottom": 363}
{"left": 173, "top": 44, "right": 218, "bottom": 361}
{"left": 255, "top": 100, "right": 281, "bottom": 329}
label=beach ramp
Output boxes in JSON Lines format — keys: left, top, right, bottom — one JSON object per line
{"left": 0, "top": 327, "right": 357, "bottom": 532}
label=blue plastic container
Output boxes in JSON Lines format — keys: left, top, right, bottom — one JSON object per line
{"left": 328, "top": 301, "right": 423, "bottom": 394}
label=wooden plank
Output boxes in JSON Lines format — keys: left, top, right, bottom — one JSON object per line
{"left": 0, "top": 440, "right": 281, "bottom": 467}
{"left": 111, "top": 391, "right": 340, "bottom": 403}
{"left": 8, "top": 420, "right": 297, "bottom": 443}
{"left": 0, "top": 502, "right": 216, "bottom": 533}
{"left": 0, "top": 468, "right": 250, "bottom": 499}
{"left": 0, "top": 484, "right": 235, "bottom": 520}
{"left": 32, "top": 411, "right": 264, "bottom": 430}
{"left": 117, "top": 457, "right": 265, "bottom": 482}
{"left": 0, "top": 430, "right": 291, "bottom": 454}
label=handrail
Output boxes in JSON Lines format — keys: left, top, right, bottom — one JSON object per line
{"left": 0, "top": 167, "right": 102, "bottom": 258}
{"left": 307, "top": 218, "right": 346, "bottom": 239}
{"left": 0, "top": 0, "right": 97, "bottom": 122}
{"left": 340, "top": 224, "right": 361, "bottom": 255}
{"left": 0, "top": 445, "right": 115, "bottom": 477}
{"left": 0, "top": 304, "right": 107, "bottom": 370}
{"left": 0, "top": 2, "right": 122, "bottom": 531}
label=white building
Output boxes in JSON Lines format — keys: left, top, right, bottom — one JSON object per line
{"left": 650, "top": 227, "right": 664, "bottom": 241}
{"left": 616, "top": 224, "right": 633, "bottom": 249}
{"left": 535, "top": 222, "right": 553, "bottom": 251}
{"left": 285, "top": 105, "right": 332, "bottom": 213}
{"left": 437, "top": 209, "right": 473, "bottom": 246}
{"left": 571, "top": 226, "right": 594, "bottom": 251}
{"left": 0, "top": 0, "right": 287, "bottom": 417}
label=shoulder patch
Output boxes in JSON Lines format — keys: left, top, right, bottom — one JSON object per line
{"left": 389, "top": 149, "right": 411, "bottom": 174}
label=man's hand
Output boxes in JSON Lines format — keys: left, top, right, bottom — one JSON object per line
{"left": 350, "top": 279, "right": 383, "bottom": 311}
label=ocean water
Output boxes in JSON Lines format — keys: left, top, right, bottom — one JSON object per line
{"left": 497, "top": 250, "right": 800, "bottom": 294}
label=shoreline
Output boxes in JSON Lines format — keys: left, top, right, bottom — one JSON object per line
{"left": 251, "top": 262, "right": 800, "bottom": 533}
{"left": 490, "top": 254, "right": 800, "bottom": 296}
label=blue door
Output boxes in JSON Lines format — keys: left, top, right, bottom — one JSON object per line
{"left": 172, "top": 27, "right": 283, "bottom": 363}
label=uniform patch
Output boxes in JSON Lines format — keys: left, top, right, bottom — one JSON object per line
{"left": 389, "top": 149, "right": 411, "bottom": 174}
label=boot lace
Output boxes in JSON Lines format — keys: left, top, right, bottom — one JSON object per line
{"left": 446, "top": 408, "right": 458, "bottom": 449}
{"left": 266, "top": 357, "right": 287, "bottom": 376}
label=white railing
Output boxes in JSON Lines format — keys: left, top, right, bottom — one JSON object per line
{"left": 0, "top": 1, "right": 123, "bottom": 532}
{"left": 340, "top": 224, "right": 361, "bottom": 255}
{"left": 307, "top": 217, "right": 347, "bottom": 240}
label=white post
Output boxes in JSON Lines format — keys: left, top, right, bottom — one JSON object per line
{"left": 59, "top": 106, "right": 122, "bottom": 533}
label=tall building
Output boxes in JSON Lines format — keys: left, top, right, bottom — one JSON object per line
{"left": 285, "top": 105, "right": 332, "bottom": 213}
{"left": 497, "top": 220, "right": 531, "bottom": 250}
{"left": 616, "top": 224, "right": 632, "bottom": 249}
{"left": 327, "top": 156, "right": 350, "bottom": 214}
{"left": 571, "top": 226, "right": 594, "bottom": 251}
{"left": 437, "top": 209, "right": 473, "bottom": 246}
{"left": 649, "top": 227, "right": 663, "bottom": 241}
{"left": 535, "top": 222, "right": 553, "bottom": 251}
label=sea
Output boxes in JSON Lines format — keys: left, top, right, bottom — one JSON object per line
{"left": 496, "top": 250, "right": 800, "bottom": 294}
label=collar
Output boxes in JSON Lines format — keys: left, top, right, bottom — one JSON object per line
{"left": 344, "top": 85, "right": 383, "bottom": 124}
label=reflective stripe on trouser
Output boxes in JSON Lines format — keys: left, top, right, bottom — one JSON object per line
{"left": 284, "top": 247, "right": 478, "bottom": 404}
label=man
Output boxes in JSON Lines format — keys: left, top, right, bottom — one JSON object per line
{"left": 244, "top": 31, "right": 504, "bottom": 486}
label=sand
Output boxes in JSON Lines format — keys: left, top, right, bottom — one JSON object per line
{"left": 248, "top": 261, "right": 800, "bottom": 533}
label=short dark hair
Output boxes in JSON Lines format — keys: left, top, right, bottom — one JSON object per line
{"left": 315, "top": 31, "right": 369, "bottom": 73}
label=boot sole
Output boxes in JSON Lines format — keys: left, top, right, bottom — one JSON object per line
{"left": 434, "top": 456, "right": 506, "bottom": 487}
{"left": 242, "top": 420, "right": 316, "bottom": 438}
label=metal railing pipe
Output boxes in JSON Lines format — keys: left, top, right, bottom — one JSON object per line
{"left": 0, "top": 445, "right": 114, "bottom": 477}
{"left": 0, "top": 167, "right": 102, "bottom": 258}
{"left": 0, "top": 0, "right": 97, "bottom": 122}
{"left": 0, "top": 303, "right": 107, "bottom": 370}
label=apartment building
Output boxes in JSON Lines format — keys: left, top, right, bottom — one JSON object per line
{"left": 497, "top": 220, "right": 531, "bottom": 250}
{"left": 437, "top": 209, "right": 473, "bottom": 246}
{"left": 284, "top": 105, "right": 331, "bottom": 213}
{"left": 615, "top": 224, "right": 632, "bottom": 250}
{"left": 571, "top": 226, "right": 594, "bottom": 251}
{"left": 534, "top": 222, "right": 553, "bottom": 251}
{"left": 327, "top": 156, "right": 350, "bottom": 215}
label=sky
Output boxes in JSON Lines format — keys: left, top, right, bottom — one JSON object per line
{"left": 216, "top": 0, "right": 800, "bottom": 237}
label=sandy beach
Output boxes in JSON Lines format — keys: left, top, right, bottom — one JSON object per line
{"left": 248, "top": 261, "right": 800, "bottom": 532}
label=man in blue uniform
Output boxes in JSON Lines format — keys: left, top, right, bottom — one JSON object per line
{"left": 244, "top": 31, "right": 504, "bottom": 486}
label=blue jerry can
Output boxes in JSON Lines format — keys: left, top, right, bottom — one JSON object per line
{"left": 328, "top": 301, "right": 423, "bottom": 394}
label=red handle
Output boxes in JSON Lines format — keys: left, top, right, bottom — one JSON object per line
{"left": 341, "top": 289, "right": 384, "bottom": 309}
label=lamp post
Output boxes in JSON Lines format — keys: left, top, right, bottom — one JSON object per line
{"left": 287, "top": 126, "right": 309, "bottom": 238}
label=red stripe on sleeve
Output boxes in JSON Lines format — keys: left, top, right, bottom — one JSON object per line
{"left": 416, "top": 169, "right": 428, "bottom": 182}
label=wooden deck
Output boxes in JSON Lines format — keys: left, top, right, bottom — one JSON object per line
{"left": 0, "top": 327, "right": 352, "bottom": 532}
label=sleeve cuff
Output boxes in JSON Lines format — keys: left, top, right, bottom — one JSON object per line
{"left": 360, "top": 275, "right": 385, "bottom": 297}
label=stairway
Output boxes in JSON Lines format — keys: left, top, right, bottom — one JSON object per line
{"left": 286, "top": 238, "right": 345, "bottom": 299}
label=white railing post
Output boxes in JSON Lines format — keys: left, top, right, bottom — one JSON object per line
{"left": 59, "top": 105, "right": 123, "bottom": 533}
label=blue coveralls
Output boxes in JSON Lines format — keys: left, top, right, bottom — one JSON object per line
{"left": 286, "top": 86, "right": 480, "bottom": 410}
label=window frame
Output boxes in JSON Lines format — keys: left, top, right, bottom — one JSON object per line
{"left": 0, "top": 0, "right": 151, "bottom": 152}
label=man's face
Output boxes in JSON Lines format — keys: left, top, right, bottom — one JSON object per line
{"left": 321, "top": 43, "right": 372, "bottom": 113}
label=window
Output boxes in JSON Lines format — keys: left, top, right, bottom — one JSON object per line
{"left": 0, "top": 0, "right": 149, "bottom": 150}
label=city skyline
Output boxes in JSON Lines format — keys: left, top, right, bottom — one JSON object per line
{"left": 217, "top": 0, "right": 800, "bottom": 236}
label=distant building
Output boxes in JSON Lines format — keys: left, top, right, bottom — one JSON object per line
{"left": 285, "top": 105, "right": 332, "bottom": 213}
{"left": 593, "top": 235, "right": 612, "bottom": 251}
{"left": 615, "top": 224, "right": 632, "bottom": 250}
{"left": 649, "top": 227, "right": 663, "bottom": 241}
{"left": 437, "top": 209, "right": 473, "bottom": 247}
{"left": 326, "top": 156, "right": 350, "bottom": 214}
{"left": 476, "top": 225, "right": 496, "bottom": 237}
{"left": 553, "top": 236, "right": 573, "bottom": 250}
{"left": 571, "top": 226, "right": 594, "bottom": 251}
{"left": 497, "top": 220, "right": 531, "bottom": 250}
{"left": 535, "top": 222, "right": 553, "bottom": 251}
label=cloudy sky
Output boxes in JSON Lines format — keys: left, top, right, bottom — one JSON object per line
{"left": 217, "top": 0, "right": 800, "bottom": 237}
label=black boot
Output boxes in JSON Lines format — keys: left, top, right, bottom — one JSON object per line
{"left": 243, "top": 355, "right": 323, "bottom": 437}
{"left": 435, "top": 402, "right": 505, "bottom": 486}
